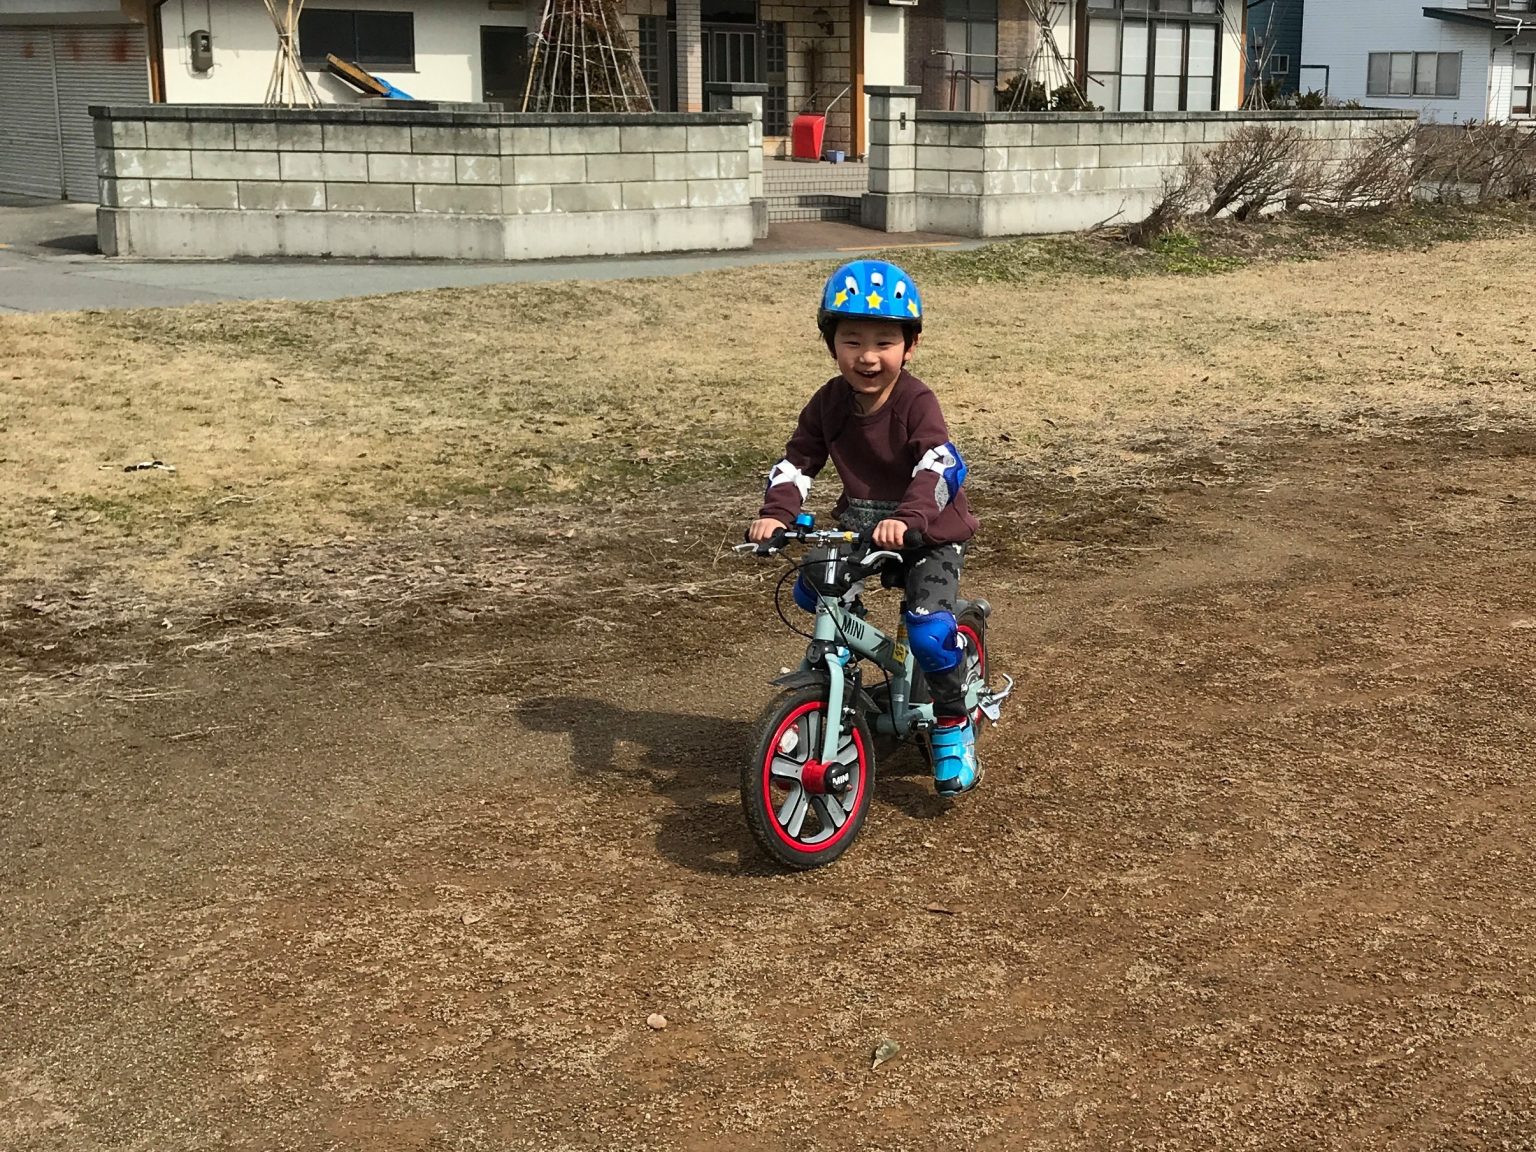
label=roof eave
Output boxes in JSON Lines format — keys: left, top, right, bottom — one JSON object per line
{"left": 1422, "top": 6, "right": 1530, "bottom": 29}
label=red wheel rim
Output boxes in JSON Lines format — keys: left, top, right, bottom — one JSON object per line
{"left": 958, "top": 622, "right": 986, "bottom": 724}
{"left": 762, "top": 702, "right": 865, "bottom": 855}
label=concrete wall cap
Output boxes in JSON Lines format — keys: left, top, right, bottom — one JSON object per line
{"left": 91, "top": 105, "right": 752, "bottom": 128}
{"left": 915, "top": 109, "right": 1419, "bottom": 124}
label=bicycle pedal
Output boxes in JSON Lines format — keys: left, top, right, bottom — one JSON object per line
{"left": 977, "top": 674, "right": 1014, "bottom": 723}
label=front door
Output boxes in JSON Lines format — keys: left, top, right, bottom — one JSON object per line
{"left": 481, "top": 25, "right": 528, "bottom": 105}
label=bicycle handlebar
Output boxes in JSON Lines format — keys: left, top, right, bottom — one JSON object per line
{"left": 736, "top": 525, "right": 926, "bottom": 558}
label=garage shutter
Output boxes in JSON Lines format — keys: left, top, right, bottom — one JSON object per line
{"left": 54, "top": 25, "right": 151, "bottom": 201}
{"left": 0, "top": 27, "right": 64, "bottom": 199}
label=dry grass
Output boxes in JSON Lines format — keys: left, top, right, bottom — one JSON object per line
{"left": 2, "top": 210, "right": 1533, "bottom": 608}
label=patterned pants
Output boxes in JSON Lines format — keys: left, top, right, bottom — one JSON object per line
{"left": 902, "top": 542, "right": 969, "bottom": 719}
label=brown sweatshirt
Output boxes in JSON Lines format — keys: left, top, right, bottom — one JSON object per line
{"left": 758, "top": 371, "right": 978, "bottom": 545}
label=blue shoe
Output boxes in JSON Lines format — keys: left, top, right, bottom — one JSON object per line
{"left": 931, "top": 719, "right": 980, "bottom": 797}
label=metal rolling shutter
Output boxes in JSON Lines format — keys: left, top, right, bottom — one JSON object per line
{"left": 53, "top": 25, "right": 150, "bottom": 201}
{"left": 0, "top": 27, "right": 64, "bottom": 199}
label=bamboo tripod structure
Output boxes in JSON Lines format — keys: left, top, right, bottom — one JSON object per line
{"left": 520, "top": 0, "right": 654, "bottom": 112}
{"left": 1001, "top": 0, "right": 1087, "bottom": 110}
{"left": 263, "top": 0, "right": 321, "bottom": 107}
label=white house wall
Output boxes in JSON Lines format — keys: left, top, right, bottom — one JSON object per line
{"left": 1300, "top": 0, "right": 1494, "bottom": 121}
{"left": 160, "top": 0, "right": 529, "bottom": 105}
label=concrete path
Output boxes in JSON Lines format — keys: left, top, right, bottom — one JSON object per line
{"left": 0, "top": 194, "right": 979, "bottom": 315}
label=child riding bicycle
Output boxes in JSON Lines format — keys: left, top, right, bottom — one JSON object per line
{"left": 746, "top": 260, "right": 982, "bottom": 797}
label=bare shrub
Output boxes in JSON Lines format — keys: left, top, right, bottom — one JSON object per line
{"left": 1464, "top": 122, "right": 1536, "bottom": 200}
{"left": 1196, "top": 125, "right": 1316, "bottom": 221}
{"left": 1284, "top": 148, "right": 1331, "bottom": 212}
{"left": 1127, "top": 160, "right": 1200, "bottom": 247}
{"left": 1411, "top": 122, "right": 1536, "bottom": 203}
{"left": 1321, "top": 124, "right": 1417, "bottom": 208}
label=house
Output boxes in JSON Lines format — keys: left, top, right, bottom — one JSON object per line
{"left": 1, "top": 0, "right": 1248, "bottom": 201}
{"left": 1246, "top": 0, "right": 1304, "bottom": 100}
{"left": 1301, "top": 0, "right": 1536, "bottom": 121}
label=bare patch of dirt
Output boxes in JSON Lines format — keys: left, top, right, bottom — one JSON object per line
{"left": 2, "top": 424, "right": 1533, "bottom": 1151}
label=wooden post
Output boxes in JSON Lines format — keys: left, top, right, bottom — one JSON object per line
{"left": 852, "top": 0, "right": 866, "bottom": 159}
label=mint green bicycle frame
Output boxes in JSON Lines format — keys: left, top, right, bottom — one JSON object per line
{"left": 799, "top": 544, "right": 981, "bottom": 767}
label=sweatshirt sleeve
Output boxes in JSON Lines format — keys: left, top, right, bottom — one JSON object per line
{"left": 757, "top": 390, "right": 832, "bottom": 524}
{"left": 893, "top": 388, "right": 965, "bottom": 536}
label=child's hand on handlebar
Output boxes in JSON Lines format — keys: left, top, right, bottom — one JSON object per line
{"left": 747, "top": 518, "right": 788, "bottom": 544}
{"left": 872, "top": 519, "right": 909, "bottom": 550}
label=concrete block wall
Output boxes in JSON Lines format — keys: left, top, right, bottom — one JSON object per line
{"left": 706, "top": 83, "right": 769, "bottom": 238}
{"left": 866, "top": 102, "right": 1421, "bottom": 236}
{"left": 92, "top": 104, "right": 756, "bottom": 260}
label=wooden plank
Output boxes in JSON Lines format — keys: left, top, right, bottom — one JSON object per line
{"left": 326, "top": 53, "right": 389, "bottom": 98}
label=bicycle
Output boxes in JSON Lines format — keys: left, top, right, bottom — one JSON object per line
{"left": 734, "top": 515, "right": 1014, "bottom": 870}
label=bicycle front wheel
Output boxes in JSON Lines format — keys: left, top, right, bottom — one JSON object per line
{"left": 743, "top": 685, "right": 874, "bottom": 870}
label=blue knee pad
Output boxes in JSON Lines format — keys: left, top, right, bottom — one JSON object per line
{"left": 905, "top": 610, "right": 962, "bottom": 674}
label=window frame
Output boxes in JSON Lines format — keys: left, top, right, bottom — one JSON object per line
{"left": 1267, "top": 52, "right": 1290, "bottom": 76}
{"left": 1365, "top": 50, "right": 1461, "bottom": 99}
{"left": 1513, "top": 50, "right": 1534, "bottom": 116}
{"left": 944, "top": 0, "right": 1000, "bottom": 111}
{"left": 1085, "top": 8, "right": 1223, "bottom": 113}
{"left": 299, "top": 8, "right": 416, "bottom": 71}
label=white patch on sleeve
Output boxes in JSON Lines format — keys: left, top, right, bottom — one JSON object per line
{"left": 913, "top": 444, "right": 959, "bottom": 512}
{"left": 767, "top": 459, "right": 812, "bottom": 502}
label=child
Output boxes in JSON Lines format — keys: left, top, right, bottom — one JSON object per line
{"left": 746, "top": 259, "right": 981, "bottom": 797}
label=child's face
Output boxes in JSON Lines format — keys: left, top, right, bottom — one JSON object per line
{"left": 832, "top": 319, "right": 914, "bottom": 405}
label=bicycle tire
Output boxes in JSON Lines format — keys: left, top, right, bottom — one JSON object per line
{"left": 743, "top": 685, "right": 874, "bottom": 870}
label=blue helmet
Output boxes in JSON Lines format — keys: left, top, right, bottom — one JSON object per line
{"left": 817, "top": 259, "right": 924, "bottom": 341}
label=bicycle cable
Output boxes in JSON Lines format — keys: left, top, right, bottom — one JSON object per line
{"left": 770, "top": 542, "right": 886, "bottom": 662}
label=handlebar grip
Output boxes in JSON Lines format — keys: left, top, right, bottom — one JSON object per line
{"left": 903, "top": 528, "right": 926, "bottom": 549}
{"left": 755, "top": 527, "right": 788, "bottom": 556}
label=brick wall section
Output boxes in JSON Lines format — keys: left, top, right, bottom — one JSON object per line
{"left": 866, "top": 107, "right": 1420, "bottom": 235}
{"left": 905, "top": 0, "right": 947, "bottom": 110}
{"left": 93, "top": 104, "right": 755, "bottom": 260}
{"left": 675, "top": 0, "right": 704, "bottom": 112}
{"left": 995, "top": 0, "right": 1037, "bottom": 92}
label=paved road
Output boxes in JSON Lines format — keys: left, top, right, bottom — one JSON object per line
{"left": 0, "top": 195, "right": 977, "bottom": 315}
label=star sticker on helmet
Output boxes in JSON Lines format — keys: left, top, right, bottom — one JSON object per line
{"left": 833, "top": 289, "right": 849, "bottom": 306}
{"left": 865, "top": 291, "right": 883, "bottom": 309}
{"left": 907, "top": 300, "right": 919, "bottom": 316}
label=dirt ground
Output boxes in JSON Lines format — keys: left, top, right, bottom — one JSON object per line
{"left": 3, "top": 418, "right": 1534, "bottom": 1150}
{"left": 5, "top": 211, "right": 1536, "bottom": 1148}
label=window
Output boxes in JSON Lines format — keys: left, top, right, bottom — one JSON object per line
{"left": 944, "top": 0, "right": 999, "bottom": 111}
{"left": 1268, "top": 53, "right": 1289, "bottom": 75}
{"left": 1515, "top": 52, "right": 1534, "bottom": 115}
{"left": 638, "top": 16, "right": 671, "bottom": 111}
{"left": 299, "top": 9, "right": 415, "bottom": 69}
{"left": 1366, "top": 51, "right": 1460, "bottom": 98}
{"left": 1087, "top": 13, "right": 1219, "bottom": 112}
{"left": 763, "top": 22, "right": 788, "bottom": 136}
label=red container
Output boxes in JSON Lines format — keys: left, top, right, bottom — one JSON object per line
{"left": 791, "top": 113, "right": 827, "bottom": 161}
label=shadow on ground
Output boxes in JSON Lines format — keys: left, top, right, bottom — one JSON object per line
{"left": 518, "top": 694, "right": 954, "bottom": 874}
